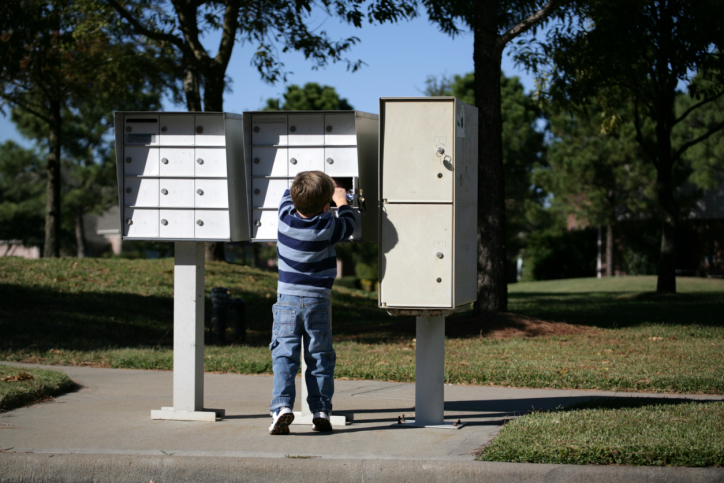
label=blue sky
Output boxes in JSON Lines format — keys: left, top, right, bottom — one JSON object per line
{"left": 0, "top": 15, "right": 538, "bottom": 150}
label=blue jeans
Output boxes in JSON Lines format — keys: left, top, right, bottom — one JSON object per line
{"left": 269, "top": 294, "right": 336, "bottom": 413}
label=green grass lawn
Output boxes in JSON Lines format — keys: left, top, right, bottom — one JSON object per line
{"left": 1, "top": 258, "right": 723, "bottom": 394}
{"left": 479, "top": 398, "right": 724, "bottom": 467}
{"left": 0, "top": 365, "right": 76, "bottom": 411}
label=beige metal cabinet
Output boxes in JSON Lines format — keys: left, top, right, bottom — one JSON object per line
{"left": 115, "top": 111, "right": 250, "bottom": 242}
{"left": 243, "top": 110, "right": 379, "bottom": 242}
{"left": 378, "top": 98, "right": 478, "bottom": 311}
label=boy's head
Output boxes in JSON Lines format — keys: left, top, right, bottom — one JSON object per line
{"left": 290, "top": 171, "right": 335, "bottom": 217}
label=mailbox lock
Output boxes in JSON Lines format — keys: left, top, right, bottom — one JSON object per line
{"left": 436, "top": 278, "right": 442, "bottom": 283}
{"left": 161, "top": 126, "right": 167, "bottom": 133}
{"left": 197, "top": 189, "right": 204, "bottom": 196}
{"left": 161, "top": 188, "right": 168, "bottom": 195}
{"left": 326, "top": 125, "right": 333, "bottom": 132}
{"left": 196, "top": 158, "right": 204, "bottom": 165}
{"left": 254, "top": 189, "right": 260, "bottom": 195}
{"left": 326, "top": 157, "right": 334, "bottom": 165}
{"left": 436, "top": 252, "right": 444, "bottom": 259}
{"left": 126, "top": 218, "right": 133, "bottom": 225}
{"left": 254, "top": 220, "right": 261, "bottom": 227}
{"left": 197, "top": 220, "right": 204, "bottom": 226}
{"left": 290, "top": 158, "right": 298, "bottom": 165}
{"left": 161, "top": 219, "right": 168, "bottom": 226}
{"left": 125, "top": 157, "right": 132, "bottom": 163}
{"left": 437, "top": 173, "right": 443, "bottom": 178}
{"left": 289, "top": 126, "right": 296, "bottom": 132}
{"left": 125, "top": 188, "right": 132, "bottom": 194}
{"left": 253, "top": 126, "right": 260, "bottom": 133}
{"left": 161, "top": 158, "right": 169, "bottom": 164}
{"left": 196, "top": 126, "right": 203, "bottom": 134}
{"left": 253, "top": 157, "right": 260, "bottom": 164}
{"left": 126, "top": 126, "right": 132, "bottom": 132}
{"left": 437, "top": 147, "right": 445, "bottom": 155}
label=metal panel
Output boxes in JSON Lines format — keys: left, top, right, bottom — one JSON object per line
{"left": 224, "top": 115, "right": 250, "bottom": 242}
{"left": 324, "top": 147, "right": 358, "bottom": 177}
{"left": 288, "top": 114, "right": 324, "bottom": 145}
{"left": 195, "top": 115, "right": 225, "bottom": 146}
{"left": 123, "top": 146, "right": 159, "bottom": 177}
{"left": 251, "top": 209, "right": 279, "bottom": 240}
{"left": 252, "top": 178, "right": 287, "bottom": 208}
{"left": 324, "top": 113, "right": 357, "bottom": 145}
{"left": 159, "top": 114, "right": 194, "bottom": 145}
{"left": 194, "top": 179, "right": 228, "bottom": 208}
{"left": 194, "top": 147, "right": 227, "bottom": 177}
{"left": 252, "top": 114, "right": 287, "bottom": 145}
{"left": 381, "top": 100, "right": 454, "bottom": 203}
{"left": 124, "top": 178, "right": 159, "bottom": 207}
{"left": 123, "top": 114, "right": 159, "bottom": 145}
{"left": 159, "top": 179, "right": 194, "bottom": 207}
{"left": 195, "top": 210, "right": 230, "bottom": 239}
{"left": 159, "top": 147, "right": 194, "bottom": 177}
{"left": 251, "top": 146, "right": 287, "bottom": 177}
{"left": 123, "top": 208, "right": 158, "bottom": 237}
{"left": 288, "top": 147, "right": 324, "bottom": 176}
{"left": 160, "top": 209, "right": 195, "bottom": 238}
{"left": 380, "top": 203, "right": 453, "bottom": 308}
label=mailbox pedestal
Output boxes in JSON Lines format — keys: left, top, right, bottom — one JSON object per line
{"left": 151, "top": 242, "right": 223, "bottom": 422}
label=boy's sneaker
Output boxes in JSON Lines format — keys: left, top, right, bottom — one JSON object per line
{"left": 269, "top": 407, "right": 294, "bottom": 435}
{"left": 312, "top": 411, "right": 333, "bottom": 432}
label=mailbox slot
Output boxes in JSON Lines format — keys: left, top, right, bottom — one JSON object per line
{"left": 123, "top": 146, "right": 159, "bottom": 177}
{"left": 251, "top": 209, "right": 279, "bottom": 240}
{"left": 159, "top": 209, "right": 194, "bottom": 238}
{"left": 124, "top": 178, "right": 159, "bottom": 207}
{"left": 195, "top": 209, "right": 230, "bottom": 239}
{"left": 252, "top": 115, "right": 287, "bottom": 145}
{"left": 288, "top": 147, "right": 324, "bottom": 176}
{"left": 288, "top": 114, "right": 324, "bottom": 145}
{"left": 324, "top": 113, "right": 357, "bottom": 145}
{"left": 194, "top": 179, "right": 228, "bottom": 209}
{"left": 194, "top": 147, "right": 227, "bottom": 178}
{"left": 324, "top": 147, "right": 358, "bottom": 177}
{"left": 159, "top": 147, "right": 194, "bottom": 177}
{"left": 195, "top": 115, "right": 225, "bottom": 146}
{"left": 124, "top": 116, "right": 159, "bottom": 145}
{"left": 159, "top": 179, "right": 194, "bottom": 207}
{"left": 251, "top": 146, "right": 287, "bottom": 177}
{"left": 159, "top": 115, "right": 194, "bottom": 145}
{"left": 123, "top": 208, "right": 158, "bottom": 237}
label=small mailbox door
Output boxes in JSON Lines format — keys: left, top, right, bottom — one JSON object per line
{"left": 251, "top": 209, "right": 279, "bottom": 240}
{"left": 380, "top": 203, "right": 453, "bottom": 308}
{"left": 194, "top": 147, "right": 227, "bottom": 177}
{"left": 382, "top": 101, "right": 454, "bottom": 203}
{"left": 195, "top": 210, "right": 230, "bottom": 239}
{"left": 288, "top": 147, "right": 324, "bottom": 176}
{"left": 194, "top": 179, "right": 228, "bottom": 208}
{"left": 159, "top": 147, "right": 194, "bottom": 177}
{"left": 252, "top": 178, "right": 287, "bottom": 208}
{"left": 159, "top": 179, "right": 194, "bottom": 207}
{"left": 324, "top": 114, "right": 357, "bottom": 146}
{"left": 160, "top": 209, "right": 194, "bottom": 238}
{"left": 123, "top": 208, "right": 158, "bottom": 238}
{"left": 159, "top": 115, "right": 194, "bottom": 145}
{"left": 252, "top": 115, "right": 287, "bottom": 145}
{"left": 124, "top": 178, "right": 159, "bottom": 207}
{"left": 324, "top": 147, "right": 358, "bottom": 177}
{"left": 195, "top": 115, "right": 225, "bottom": 146}
{"left": 251, "top": 147, "right": 287, "bottom": 177}
{"left": 124, "top": 115, "right": 159, "bottom": 146}
{"left": 123, "top": 146, "right": 159, "bottom": 177}
{"left": 288, "top": 114, "right": 324, "bottom": 145}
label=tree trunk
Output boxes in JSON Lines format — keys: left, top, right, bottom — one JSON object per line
{"left": 183, "top": 60, "right": 202, "bottom": 112}
{"left": 606, "top": 224, "right": 613, "bottom": 277}
{"left": 473, "top": 0, "right": 507, "bottom": 314}
{"left": 75, "top": 206, "right": 86, "bottom": 258}
{"left": 656, "top": 164, "right": 677, "bottom": 293}
{"left": 44, "top": 100, "right": 62, "bottom": 258}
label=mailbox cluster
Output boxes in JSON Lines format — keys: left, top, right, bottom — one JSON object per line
{"left": 378, "top": 97, "right": 478, "bottom": 312}
{"left": 114, "top": 112, "right": 249, "bottom": 241}
{"left": 243, "top": 111, "right": 378, "bottom": 242}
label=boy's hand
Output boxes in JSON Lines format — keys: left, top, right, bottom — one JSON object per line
{"left": 332, "top": 187, "right": 348, "bottom": 207}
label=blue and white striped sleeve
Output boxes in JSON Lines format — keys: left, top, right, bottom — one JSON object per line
{"left": 328, "top": 206, "right": 356, "bottom": 244}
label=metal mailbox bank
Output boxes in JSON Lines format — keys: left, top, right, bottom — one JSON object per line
{"left": 114, "top": 111, "right": 249, "bottom": 421}
{"left": 378, "top": 97, "right": 478, "bottom": 428}
{"left": 243, "top": 110, "right": 379, "bottom": 242}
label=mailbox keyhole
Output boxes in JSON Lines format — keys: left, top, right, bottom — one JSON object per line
{"left": 197, "top": 158, "right": 204, "bottom": 165}
{"left": 126, "top": 218, "right": 133, "bottom": 225}
{"left": 254, "top": 220, "right": 261, "bottom": 227}
{"left": 326, "top": 125, "right": 333, "bottom": 132}
{"left": 161, "top": 188, "right": 168, "bottom": 195}
{"left": 196, "top": 126, "right": 204, "bottom": 134}
{"left": 326, "top": 158, "right": 334, "bottom": 165}
{"left": 254, "top": 189, "right": 260, "bottom": 195}
{"left": 289, "top": 126, "right": 296, "bottom": 132}
{"left": 125, "top": 188, "right": 132, "bottom": 194}
{"left": 161, "top": 219, "right": 168, "bottom": 226}
{"left": 161, "top": 158, "right": 169, "bottom": 164}
{"left": 253, "top": 126, "right": 260, "bottom": 133}
{"left": 197, "top": 220, "right": 204, "bottom": 226}
{"left": 197, "top": 189, "right": 204, "bottom": 195}
{"left": 436, "top": 252, "right": 444, "bottom": 259}
{"left": 290, "top": 158, "right": 298, "bottom": 165}
{"left": 125, "top": 157, "right": 132, "bottom": 163}
{"left": 436, "top": 278, "right": 442, "bottom": 283}
{"left": 161, "top": 126, "right": 167, "bottom": 133}
{"left": 126, "top": 126, "right": 132, "bottom": 132}
{"left": 253, "top": 158, "right": 260, "bottom": 164}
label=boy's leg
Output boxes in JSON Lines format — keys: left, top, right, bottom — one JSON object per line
{"left": 270, "top": 295, "right": 303, "bottom": 413}
{"left": 302, "top": 298, "right": 336, "bottom": 415}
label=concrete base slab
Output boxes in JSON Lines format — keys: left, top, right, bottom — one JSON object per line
{"left": 151, "top": 407, "right": 225, "bottom": 422}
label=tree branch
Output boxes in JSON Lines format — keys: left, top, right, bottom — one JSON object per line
{"left": 105, "top": 0, "right": 185, "bottom": 49}
{"left": 1, "top": 89, "right": 53, "bottom": 125}
{"left": 171, "top": 0, "right": 210, "bottom": 65}
{"left": 497, "top": 0, "right": 570, "bottom": 48}
{"left": 672, "top": 120, "right": 724, "bottom": 163}
{"left": 214, "top": 0, "right": 241, "bottom": 69}
{"left": 673, "top": 90, "right": 724, "bottom": 128}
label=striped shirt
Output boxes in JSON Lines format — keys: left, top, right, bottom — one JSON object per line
{"left": 277, "top": 189, "right": 356, "bottom": 298}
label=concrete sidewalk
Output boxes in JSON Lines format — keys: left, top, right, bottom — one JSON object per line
{"left": 1, "top": 362, "right": 722, "bottom": 482}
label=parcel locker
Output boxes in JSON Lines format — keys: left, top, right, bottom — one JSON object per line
{"left": 378, "top": 98, "right": 478, "bottom": 311}
{"left": 115, "top": 111, "right": 249, "bottom": 242}
{"left": 243, "top": 110, "right": 379, "bottom": 242}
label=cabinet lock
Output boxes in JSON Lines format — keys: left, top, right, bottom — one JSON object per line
{"left": 290, "top": 158, "right": 297, "bottom": 165}
{"left": 161, "top": 219, "right": 168, "bottom": 226}
{"left": 253, "top": 126, "right": 260, "bottom": 133}
{"left": 125, "top": 188, "right": 132, "bottom": 194}
{"left": 254, "top": 189, "right": 260, "bottom": 195}
{"left": 289, "top": 125, "right": 296, "bottom": 132}
{"left": 326, "top": 125, "right": 333, "bottom": 132}
{"left": 197, "top": 158, "right": 204, "bottom": 165}
{"left": 326, "top": 158, "right": 334, "bottom": 164}
{"left": 161, "top": 158, "right": 169, "bottom": 164}
{"left": 436, "top": 278, "right": 442, "bottom": 283}
{"left": 197, "top": 189, "right": 204, "bottom": 195}
{"left": 196, "top": 126, "right": 203, "bottom": 134}
{"left": 254, "top": 220, "right": 261, "bottom": 227}
{"left": 437, "top": 147, "right": 445, "bottom": 155}
{"left": 197, "top": 220, "right": 204, "bottom": 226}
{"left": 125, "top": 157, "right": 132, "bottom": 163}
{"left": 253, "top": 157, "right": 260, "bottom": 164}
{"left": 126, "top": 218, "right": 133, "bottom": 225}
{"left": 437, "top": 173, "right": 443, "bottom": 178}
{"left": 161, "top": 188, "right": 168, "bottom": 195}
{"left": 126, "top": 126, "right": 132, "bottom": 132}
{"left": 161, "top": 126, "right": 167, "bottom": 133}
{"left": 436, "top": 252, "right": 444, "bottom": 259}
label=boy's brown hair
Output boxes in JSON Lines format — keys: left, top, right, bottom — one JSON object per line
{"left": 290, "top": 171, "right": 335, "bottom": 217}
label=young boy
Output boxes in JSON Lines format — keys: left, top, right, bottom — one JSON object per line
{"left": 268, "top": 170, "right": 356, "bottom": 435}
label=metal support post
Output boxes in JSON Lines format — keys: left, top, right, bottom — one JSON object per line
{"left": 151, "top": 241, "right": 224, "bottom": 422}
